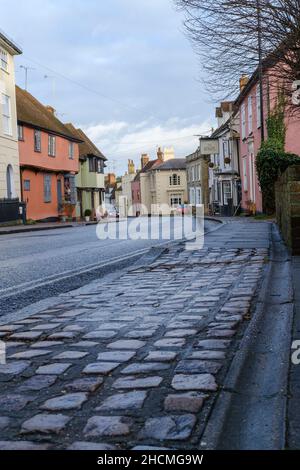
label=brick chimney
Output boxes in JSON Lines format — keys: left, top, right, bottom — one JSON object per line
{"left": 141, "top": 154, "right": 150, "bottom": 169}
{"left": 157, "top": 147, "right": 164, "bottom": 161}
{"left": 239, "top": 75, "right": 249, "bottom": 91}
{"left": 105, "top": 173, "right": 116, "bottom": 186}
{"left": 45, "top": 105, "right": 56, "bottom": 115}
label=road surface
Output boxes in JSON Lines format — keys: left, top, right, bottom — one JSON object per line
{"left": 0, "top": 217, "right": 217, "bottom": 316}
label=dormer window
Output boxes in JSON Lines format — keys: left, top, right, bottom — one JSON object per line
{"left": 0, "top": 49, "right": 8, "bottom": 72}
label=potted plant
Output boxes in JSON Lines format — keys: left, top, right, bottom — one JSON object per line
{"left": 224, "top": 157, "right": 231, "bottom": 165}
{"left": 208, "top": 162, "right": 214, "bottom": 168}
{"left": 62, "top": 201, "right": 76, "bottom": 222}
{"left": 84, "top": 209, "right": 92, "bottom": 222}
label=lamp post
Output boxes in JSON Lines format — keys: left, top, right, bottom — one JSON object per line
{"left": 19, "top": 65, "right": 35, "bottom": 91}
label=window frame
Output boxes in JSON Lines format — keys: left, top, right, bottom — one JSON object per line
{"left": 256, "top": 84, "right": 261, "bottom": 129}
{"left": 241, "top": 103, "right": 246, "bottom": 140}
{"left": 248, "top": 95, "right": 253, "bottom": 134}
{"left": 23, "top": 179, "right": 30, "bottom": 191}
{"left": 44, "top": 174, "right": 52, "bottom": 203}
{"left": 18, "top": 124, "right": 24, "bottom": 141}
{"left": 2, "top": 94, "right": 12, "bottom": 135}
{"left": 48, "top": 134, "right": 56, "bottom": 157}
{"left": 243, "top": 157, "right": 248, "bottom": 192}
{"left": 0, "top": 48, "right": 8, "bottom": 72}
{"left": 34, "top": 129, "right": 42, "bottom": 152}
{"left": 170, "top": 194, "right": 182, "bottom": 207}
{"left": 69, "top": 141, "right": 74, "bottom": 159}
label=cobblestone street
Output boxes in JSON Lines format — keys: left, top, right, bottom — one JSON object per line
{"left": 0, "top": 220, "right": 271, "bottom": 450}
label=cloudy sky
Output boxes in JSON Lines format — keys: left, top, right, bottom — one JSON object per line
{"left": 2, "top": 0, "right": 216, "bottom": 174}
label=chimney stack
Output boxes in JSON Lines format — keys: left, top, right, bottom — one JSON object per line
{"left": 45, "top": 105, "right": 56, "bottom": 115}
{"left": 157, "top": 147, "right": 164, "bottom": 161}
{"left": 141, "top": 154, "right": 150, "bottom": 169}
{"left": 239, "top": 75, "right": 249, "bottom": 91}
{"left": 128, "top": 159, "right": 135, "bottom": 175}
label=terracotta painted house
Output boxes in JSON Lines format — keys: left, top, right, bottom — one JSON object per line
{"left": 65, "top": 124, "right": 107, "bottom": 220}
{"left": 16, "top": 86, "right": 82, "bottom": 221}
{"left": 235, "top": 70, "right": 300, "bottom": 214}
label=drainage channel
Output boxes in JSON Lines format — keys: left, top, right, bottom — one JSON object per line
{"left": 201, "top": 223, "right": 294, "bottom": 450}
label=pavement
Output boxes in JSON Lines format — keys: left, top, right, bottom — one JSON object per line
{"left": 0, "top": 218, "right": 296, "bottom": 450}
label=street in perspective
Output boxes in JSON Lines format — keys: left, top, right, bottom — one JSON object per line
{"left": 1, "top": 0, "right": 300, "bottom": 464}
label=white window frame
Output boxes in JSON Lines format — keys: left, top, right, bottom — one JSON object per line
{"left": 248, "top": 95, "right": 253, "bottom": 134}
{"left": 256, "top": 84, "right": 261, "bottom": 128}
{"left": 189, "top": 187, "right": 195, "bottom": 205}
{"left": 69, "top": 141, "right": 74, "bottom": 159}
{"left": 223, "top": 181, "right": 232, "bottom": 205}
{"left": 169, "top": 174, "right": 181, "bottom": 186}
{"left": 196, "top": 187, "right": 201, "bottom": 205}
{"left": 243, "top": 157, "right": 248, "bottom": 192}
{"left": 44, "top": 174, "right": 52, "bottom": 203}
{"left": 241, "top": 103, "right": 246, "bottom": 139}
{"left": 34, "top": 129, "right": 41, "bottom": 152}
{"left": 48, "top": 135, "right": 56, "bottom": 157}
{"left": 170, "top": 194, "right": 182, "bottom": 207}
{"left": 18, "top": 124, "right": 24, "bottom": 141}
{"left": 0, "top": 48, "right": 8, "bottom": 72}
{"left": 2, "top": 94, "right": 12, "bottom": 135}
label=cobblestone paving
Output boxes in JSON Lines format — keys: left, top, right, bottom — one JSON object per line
{"left": 0, "top": 237, "right": 268, "bottom": 450}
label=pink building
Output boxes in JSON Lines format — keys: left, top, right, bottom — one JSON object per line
{"left": 235, "top": 71, "right": 300, "bottom": 213}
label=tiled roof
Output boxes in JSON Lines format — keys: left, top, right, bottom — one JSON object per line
{"left": 65, "top": 124, "right": 107, "bottom": 161}
{"left": 16, "top": 86, "right": 81, "bottom": 142}
{"left": 154, "top": 158, "right": 186, "bottom": 171}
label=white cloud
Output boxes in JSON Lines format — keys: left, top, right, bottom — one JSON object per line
{"left": 81, "top": 118, "right": 213, "bottom": 175}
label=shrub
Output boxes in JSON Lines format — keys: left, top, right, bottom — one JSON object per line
{"left": 256, "top": 90, "right": 300, "bottom": 214}
{"left": 84, "top": 209, "right": 92, "bottom": 217}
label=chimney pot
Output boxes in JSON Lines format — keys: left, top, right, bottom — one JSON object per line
{"left": 45, "top": 105, "right": 56, "bottom": 115}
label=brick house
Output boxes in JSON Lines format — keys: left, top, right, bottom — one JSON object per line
{"left": 16, "top": 86, "right": 82, "bottom": 221}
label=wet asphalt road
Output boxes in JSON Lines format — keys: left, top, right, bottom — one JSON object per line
{"left": 0, "top": 218, "right": 217, "bottom": 316}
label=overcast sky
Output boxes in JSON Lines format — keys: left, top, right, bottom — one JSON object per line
{"left": 1, "top": 0, "right": 216, "bottom": 174}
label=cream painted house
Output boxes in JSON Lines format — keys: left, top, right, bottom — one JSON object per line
{"left": 0, "top": 31, "right": 22, "bottom": 207}
{"left": 140, "top": 149, "right": 187, "bottom": 215}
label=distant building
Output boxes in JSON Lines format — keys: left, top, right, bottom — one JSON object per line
{"left": 16, "top": 87, "right": 82, "bottom": 221}
{"left": 0, "top": 31, "right": 22, "bottom": 222}
{"left": 140, "top": 148, "right": 187, "bottom": 215}
{"left": 131, "top": 154, "right": 150, "bottom": 216}
{"left": 186, "top": 151, "right": 202, "bottom": 207}
{"left": 209, "top": 102, "right": 241, "bottom": 216}
{"left": 105, "top": 172, "right": 117, "bottom": 208}
{"left": 65, "top": 124, "right": 107, "bottom": 220}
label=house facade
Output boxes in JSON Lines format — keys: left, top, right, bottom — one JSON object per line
{"left": 16, "top": 87, "right": 81, "bottom": 221}
{"left": 121, "top": 159, "right": 136, "bottom": 216}
{"left": 131, "top": 154, "right": 150, "bottom": 216}
{"left": 65, "top": 124, "right": 106, "bottom": 220}
{"left": 0, "top": 31, "right": 22, "bottom": 222}
{"left": 236, "top": 70, "right": 300, "bottom": 214}
{"left": 140, "top": 149, "right": 187, "bottom": 215}
{"left": 186, "top": 151, "right": 202, "bottom": 207}
{"left": 209, "top": 102, "right": 241, "bottom": 216}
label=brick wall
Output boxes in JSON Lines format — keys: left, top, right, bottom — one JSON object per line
{"left": 275, "top": 165, "right": 300, "bottom": 255}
